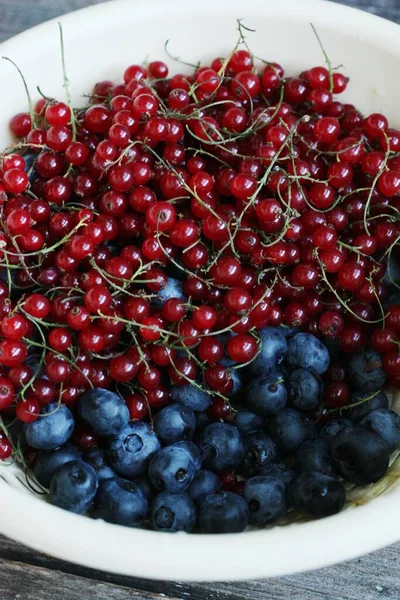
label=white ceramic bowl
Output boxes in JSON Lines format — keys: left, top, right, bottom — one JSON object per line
{"left": 0, "top": 0, "right": 400, "bottom": 582}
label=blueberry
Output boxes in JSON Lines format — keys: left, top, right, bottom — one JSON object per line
{"left": 386, "top": 285, "right": 400, "bottom": 307}
{"left": 187, "top": 470, "right": 221, "bottom": 506}
{"left": 149, "top": 441, "right": 201, "bottom": 492}
{"left": 287, "top": 333, "right": 330, "bottom": 375}
{"left": 107, "top": 422, "right": 161, "bottom": 478}
{"left": 220, "top": 357, "right": 244, "bottom": 397}
{"left": 153, "top": 403, "right": 196, "bottom": 445}
{"left": 49, "top": 460, "right": 98, "bottom": 514}
{"left": 24, "top": 403, "right": 74, "bottom": 450}
{"left": 347, "top": 390, "right": 389, "bottom": 422}
{"left": 232, "top": 409, "right": 263, "bottom": 435}
{"left": 198, "top": 491, "right": 249, "bottom": 533}
{"left": 239, "top": 432, "right": 278, "bottom": 478}
{"left": 288, "top": 369, "right": 322, "bottom": 411}
{"left": 330, "top": 426, "right": 390, "bottom": 484}
{"left": 319, "top": 418, "right": 353, "bottom": 441}
{"left": 245, "top": 372, "right": 287, "bottom": 417}
{"left": 24, "top": 152, "right": 38, "bottom": 182}
{"left": 151, "top": 491, "right": 196, "bottom": 532}
{"left": 33, "top": 444, "right": 81, "bottom": 488}
{"left": 78, "top": 388, "right": 129, "bottom": 437}
{"left": 360, "top": 409, "right": 400, "bottom": 453}
{"left": 134, "top": 476, "right": 155, "bottom": 501}
{"left": 248, "top": 327, "right": 287, "bottom": 375}
{"left": 201, "top": 423, "right": 245, "bottom": 471}
{"left": 244, "top": 476, "right": 287, "bottom": 525}
{"left": 348, "top": 349, "right": 387, "bottom": 394}
{"left": 94, "top": 477, "right": 148, "bottom": 526}
{"left": 266, "top": 408, "right": 317, "bottom": 454}
{"left": 83, "top": 447, "right": 115, "bottom": 481}
{"left": 384, "top": 253, "right": 400, "bottom": 288}
{"left": 295, "top": 439, "right": 333, "bottom": 475}
{"left": 170, "top": 383, "right": 212, "bottom": 411}
{"left": 153, "top": 277, "right": 186, "bottom": 306}
{"left": 194, "top": 411, "right": 211, "bottom": 444}
{"left": 279, "top": 325, "right": 299, "bottom": 338}
{"left": 289, "top": 472, "right": 346, "bottom": 517}
{"left": 259, "top": 463, "right": 295, "bottom": 485}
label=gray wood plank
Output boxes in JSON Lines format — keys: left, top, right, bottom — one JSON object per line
{"left": 0, "top": 558, "right": 171, "bottom": 600}
{"left": 0, "top": 0, "right": 399, "bottom": 45}
{"left": 0, "top": 0, "right": 106, "bottom": 42}
{"left": 1, "top": 534, "right": 399, "bottom": 600}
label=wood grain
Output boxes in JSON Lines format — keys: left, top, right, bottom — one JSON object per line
{"left": 1, "top": 534, "right": 400, "bottom": 600}
{"left": 0, "top": 1, "right": 400, "bottom": 599}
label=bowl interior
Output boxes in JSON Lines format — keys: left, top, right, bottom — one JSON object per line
{"left": 1, "top": 0, "right": 400, "bottom": 144}
{"left": 0, "top": 0, "right": 400, "bottom": 582}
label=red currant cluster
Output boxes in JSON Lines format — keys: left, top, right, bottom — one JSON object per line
{"left": 0, "top": 40, "right": 400, "bottom": 462}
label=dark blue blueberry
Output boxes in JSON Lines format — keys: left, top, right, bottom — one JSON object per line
{"left": 360, "top": 409, "right": 400, "bottom": 453}
{"left": 198, "top": 491, "right": 249, "bottom": 533}
{"left": 153, "top": 403, "right": 196, "bottom": 445}
{"left": 201, "top": 423, "right": 245, "bottom": 471}
{"left": 330, "top": 426, "right": 390, "bottom": 484}
{"left": 180, "top": 440, "right": 203, "bottom": 469}
{"left": 152, "top": 277, "right": 186, "bottom": 307}
{"left": 23, "top": 152, "right": 38, "bottom": 182}
{"left": 259, "top": 463, "right": 295, "bottom": 485}
{"left": 78, "top": 388, "right": 129, "bottom": 437}
{"left": 239, "top": 432, "right": 278, "bottom": 478}
{"left": 49, "top": 460, "right": 98, "bottom": 514}
{"left": 0, "top": 268, "right": 16, "bottom": 284}
{"left": 248, "top": 328, "right": 287, "bottom": 375}
{"left": 348, "top": 349, "right": 387, "bottom": 394}
{"left": 33, "top": 444, "right": 81, "bottom": 488}
{"left": 287, "top": 333, "right": 330, "bottom": 375}
{"left": 165, "top": 258, "right": 187, "bottom": 281}
{"left": 232, "top": 409, "right": 263, "bottom": 435}
{"left": 94, "top": 477, "right": 148, "bottom": 526}
{"left": 289, "top": 471, "right": 345, "bottom": 517}
{"left": 279, "top": 325, "right": 299, "bottom": 338}
{"left": 149, "top": 441, "right": 201, "bottom": 492}
{"left": 151, "top": 491, "right": 196, "bottom": 532}
{"left": 295, "top": 439, "right": 333, "bottom": 475}
{"left": 170, "top": 383, "right": 212, "bottom": 411}
{"left": 187, "top": 470, "right": 221, "bottom": 506}
{"left": 319, "top": 418, "right": 353, "bottom": 441}
{"left": 244, "top": 476, "right": 287, "bottom": 525}
{"left": 134, "top": 476, "right": 155, "bottom": 501}
{"left": 347, "top": 391, "right": 389, "bottom": 423}
{"left": 24, "top": 403, "right": 74, "bottom": 450}
{"left": 384, "top": 253, "right": 400, "bottom": 289}
{"left": 266, "top": 408, "right": 317, "bottom": 454}
{"left": 220, "top": 357, "right": 244, "bottom": 397}
{"left": 194, "top": 411, "right": 211, "bottom": 445}
{"left": 107, "top": 422, "right": 161, "bottom": 478}
{"left": 288, "top": 369, "right": 322, "bottom": 411}
{"left": 83, "top": 447, "right": 115, "bottom": 481}
{"left": 245, "top": 372, "right": 287, "bottom": 417}
{"left": 386, "top": 285, "right": 400, "bottom": 308}
{"left": 24, "top": 351, "right": 44, "bottom": 376}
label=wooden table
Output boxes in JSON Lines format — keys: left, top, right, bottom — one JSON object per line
{"left": 0, "top": 1, "right": 399, "bottom": 598}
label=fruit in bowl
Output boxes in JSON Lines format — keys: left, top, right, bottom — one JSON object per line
{"left": 1, "top": 0, "right": 400, "bottom": 582}
{"left": 0, "top": 19, "right": 399, "bottom": 537}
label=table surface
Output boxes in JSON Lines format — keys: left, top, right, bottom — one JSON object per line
{"left": 0, "top": 1, "right": 400, "bottom": 599}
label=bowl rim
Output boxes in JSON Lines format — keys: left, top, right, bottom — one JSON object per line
{"left": 1, "top": 0, "right": 400, "bottom": 581}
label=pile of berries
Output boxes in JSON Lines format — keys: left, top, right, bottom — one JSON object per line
{"left": 0, "top": 36, "right": 400, "bottom": 532}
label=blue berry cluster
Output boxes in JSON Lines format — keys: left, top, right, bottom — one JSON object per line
{"left": 24, "top": 328, "right": 399, "bottom": 533}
